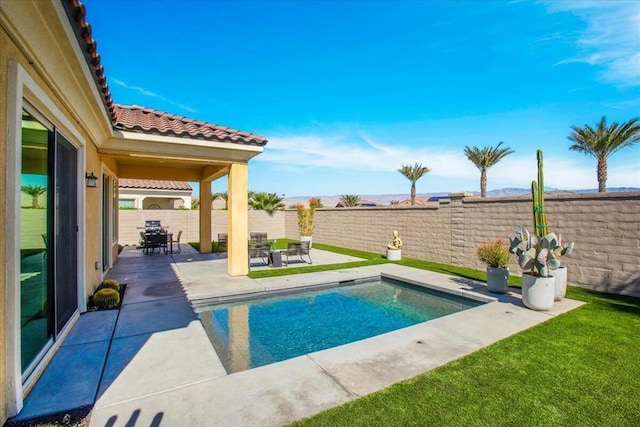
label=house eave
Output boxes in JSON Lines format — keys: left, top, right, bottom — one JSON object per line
{"left": 101, "top": 130, "right": 264, "bottom": 163}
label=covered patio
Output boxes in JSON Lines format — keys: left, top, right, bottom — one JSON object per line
{"left": 101, "top": 104, "right": 267, "bottom": 276}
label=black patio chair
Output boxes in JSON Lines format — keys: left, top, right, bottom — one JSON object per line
{"left": 284, "top": 240, "right": 312, "bottom": 266}
{"left": 249, "top": 232, "right": 268, "bottom": 244}
{"left": 248, "top": 241, "right": 272, "bottom": 267}
{"left": 216, "top": 233, "right": 228, "bottom": 253}
{"left": 169, "top": 230, "right": 182, "bottom": 253}
{"left": 145, "top": 232, "right": 168, "bottom": 255}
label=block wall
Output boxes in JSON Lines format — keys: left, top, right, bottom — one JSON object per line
{"left": 285, "top": 192, "right": 640, "bottom": 297}
{"left": 117, "top": 193, "right": 639, "bottom": 296}
{"left": 118, "top": 210, "right": 285, "bottom": 246}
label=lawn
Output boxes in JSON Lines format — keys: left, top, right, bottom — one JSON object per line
{"left": 278, "top": 250, "right": 640, "bottom": 426}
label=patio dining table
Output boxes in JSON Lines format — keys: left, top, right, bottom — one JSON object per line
{"left": 143, "top": 231, "right": 174, "bottom": 255}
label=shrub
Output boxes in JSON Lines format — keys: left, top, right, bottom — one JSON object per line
{"left": 296, "top": 202, "right": 315, "bottom": 236}
{"left": 93, "top": 288, "right": 120, "bottom": 308}
{"left": 477, "top": 239, "right": 511, "bottom": 268}
{"left": 97, "top": 279, "right": 120, "bottom": 291}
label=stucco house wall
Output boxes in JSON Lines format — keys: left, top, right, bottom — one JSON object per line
{"left": 1, "top": 4, "right": 106, "bottom": 419}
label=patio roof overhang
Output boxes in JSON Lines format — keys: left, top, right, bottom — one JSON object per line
{"left": 99, "top": 130, "right": 264, "bottom": 181}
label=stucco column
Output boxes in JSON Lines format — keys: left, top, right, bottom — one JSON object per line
{"left": 228, "top": 163, "right": 249, "bottom": 276}
{"left": 199, "top": 180, "right": 212, "bottom": 253}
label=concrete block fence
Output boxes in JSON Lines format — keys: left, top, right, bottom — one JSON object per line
{"left": 118, "top": 192, "right": 640, "bottom": 297}
{"left": 118, "top": 210, "right": 285, "bottom": 248}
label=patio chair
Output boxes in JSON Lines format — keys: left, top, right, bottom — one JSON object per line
{"left": 248, "top": 241, "right": 272, "bottom": 267}
{"left": 284, "top": 240, "right": 312, "bottom": 266}
{"left": 249, "top": 232, "right": 268, "bottom": 244}
{"left": 169, "top": 230, "right": 182, "bottom": 253}
{"left": 216, "top": 233, "right": 228, "bottom": 253}
{"left": 139, "top": 231, "right": 148, "bottom": 253}
{"left": 145, "top": 232, "right": 168, "bottom": 255}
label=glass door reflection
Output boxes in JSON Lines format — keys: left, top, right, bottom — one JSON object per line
{"left": 20, "top": 110, "right": 53, "bottom": 376}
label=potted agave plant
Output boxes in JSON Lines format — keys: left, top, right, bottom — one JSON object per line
{"left": 476, "top": 239, "right": 511, "bottom": 293}
{"left": 509, "top": 150, "right": 574, "bottom": 310}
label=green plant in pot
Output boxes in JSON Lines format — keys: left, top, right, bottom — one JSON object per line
{"left": 296, "top": 198, "right": 318, "bottom": 247}
{"left": 476, "top": 239, "right": 510, "bottom": 293}
{"left": 509, "top": 150, "right": 574, "bottom": 310}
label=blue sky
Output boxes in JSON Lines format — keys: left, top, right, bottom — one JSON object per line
{"left": 84, "top": 0, "right": 640, "bottom": 198}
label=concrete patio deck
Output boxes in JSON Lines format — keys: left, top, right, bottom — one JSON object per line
{"left": 11, "top": 244, "right": 584, "bottom": 426}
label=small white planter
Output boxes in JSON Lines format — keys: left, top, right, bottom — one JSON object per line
{"left": 553, "top": 266, "right": 567, "bottom": 301}
{"left": 386, "top": 249, "right": 401, "bottom": 261}
{"left": 300, "top": 235, "right": 312, "bottom": 248}
{"left": 521, "top": 273, "right": 555, "bottom": 311}
{"left": 486, "top": 266, "right": 509, "bottom": 294}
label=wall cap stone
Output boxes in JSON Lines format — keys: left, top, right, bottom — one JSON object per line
{"left": 462, "top": 191, "right": 640, "bottom": 204}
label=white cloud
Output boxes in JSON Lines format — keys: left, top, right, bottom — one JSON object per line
{"left": 259, "top": 133, "right": 476, "bottom": 178}
{"left": 259, "top": 132, "right": 640, "bottom": 191}
{"left": 111, "top": 78, "right": 197, "bottom": 113}
{"left": 543, "top": 1, "right": 640, "bottom": 87}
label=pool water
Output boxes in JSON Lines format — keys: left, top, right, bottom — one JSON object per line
{"left": 198, "top": 278, "right": 483, "bottom": 373}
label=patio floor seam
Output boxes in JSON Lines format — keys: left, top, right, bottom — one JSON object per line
{"left": 305, "top": 354, "right": 362, "bottom": 399}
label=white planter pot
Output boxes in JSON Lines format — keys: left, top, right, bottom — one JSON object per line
{"left": 521, "top": 273, "right": 555, "bottom": 311}
{"left": 300, "top": 235, "right": 312, "bottom": 248}
{"left": 486, "top": 266, "right": 509, "bottom": 294}
{"left": 553, "top": 266, "right": 567, "bottom": 301}
{"left": 386, "top": 249, "right": 401, "bottom": 261}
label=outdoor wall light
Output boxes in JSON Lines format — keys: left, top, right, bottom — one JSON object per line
{"left": 85, "top": 172, "right": 98, "bottom": 188}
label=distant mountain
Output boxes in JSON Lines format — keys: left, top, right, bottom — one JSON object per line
{"left": 283, "top": 187, "right": 639, "bottom": 207}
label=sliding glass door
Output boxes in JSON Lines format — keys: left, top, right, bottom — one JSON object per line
{"left": 20, "top": 108, "right": 79, "bottom": 377}
{"left": 54, "top": 133, "right": 78, "bottom": 332}
{"left": 20, "top": 110, "right": 53, "bottom": 375}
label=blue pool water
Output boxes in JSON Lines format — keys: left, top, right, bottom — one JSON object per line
{"left": 198, "top": 278, "right": 483, "bottom": 373}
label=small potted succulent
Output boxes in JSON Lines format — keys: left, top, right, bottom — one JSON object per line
{"left": 476, "top": 239, "right": 511, "bottom": 293}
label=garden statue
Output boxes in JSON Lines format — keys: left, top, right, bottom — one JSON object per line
{"left": 387, "top": 230, "right": 403, "bottom": 250}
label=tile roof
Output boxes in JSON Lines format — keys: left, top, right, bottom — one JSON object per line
{"left": 396, "top": 197, "right": 434, "bottom": 206}
{"left": 62, "top": 1, "right": 267, "bottom": 147}
{"left": 63, "top": 0, "right": 116, "bottom": 122}
{"left": 119, "top": 179, "right": 192, "bottom": 191}
{"left": 113, "top": 105, "right": 268, "bottom": 146}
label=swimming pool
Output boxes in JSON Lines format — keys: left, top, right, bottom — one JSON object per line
{"left": 197, "top": 277, "right": 484, "bottom": 373}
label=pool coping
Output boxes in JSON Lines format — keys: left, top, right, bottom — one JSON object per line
{"left": 89, "top": 262, "right": 585, "bottom": 426}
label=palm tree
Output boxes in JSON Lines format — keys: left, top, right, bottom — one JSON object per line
{"left": 190, "top": 197, "right": 200, "bottom": 209}
{"left": 568, "top": 117, "right": 640, "bottom": 192}
{"left": 339, "top": 194, "right": 361, "bottom": 207}
{"left": 212, "top": 191, "right": 228, "bottom": 209}
{"left": 21, "top": 185, "right": 46, "bottom": 208}
{"left": 398, "top": 163, "right": 430, "bottom": 205}
{"left": 249, "top": 192, "right": 285, "bottom": 213}
{"left": 463, "top": 142, "right": 514, "bottom": 198}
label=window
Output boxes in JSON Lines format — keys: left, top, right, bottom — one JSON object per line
{"left": 119, "top": 199, "right": 135, "bottom": 209}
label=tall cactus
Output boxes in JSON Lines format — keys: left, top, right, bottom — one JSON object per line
{"left": 532, "top": 149, "right": 548, "bottom": 237}
{"left": 510, "top": 149, "right": 574, "bottom": 277}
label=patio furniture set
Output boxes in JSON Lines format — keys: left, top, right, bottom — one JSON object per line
{"left": 215, "top": 232, "right": 312, "bottom": 268}
{"left": 138, "top": 220, "right": 182, "bottom": 255}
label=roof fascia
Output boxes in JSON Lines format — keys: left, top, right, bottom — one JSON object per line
{"left": 0, "top": 0, "right": 113, "bottom": 145}
{"left": 102, "top": 130, "right": 264, "bottom": 163}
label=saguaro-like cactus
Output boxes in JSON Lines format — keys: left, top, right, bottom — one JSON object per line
{"left": 510, "top": 150, "right": 574, "bottom": 277}
{"left": 532, "top": 149, "right": 548, "bottom": 238}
